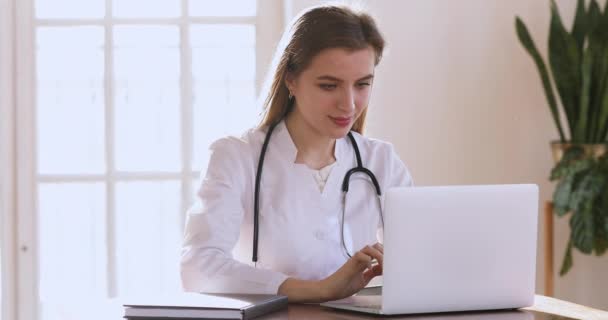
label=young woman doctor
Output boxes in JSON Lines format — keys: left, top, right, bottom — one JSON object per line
{"left": 181, "top": 5, "right": 413, "bottom": 303}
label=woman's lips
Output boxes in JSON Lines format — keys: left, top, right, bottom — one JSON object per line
{"left": 330, "top": 116, "right": 352, "bottom": 127}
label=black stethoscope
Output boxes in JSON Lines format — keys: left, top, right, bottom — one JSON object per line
{"left": 252, "top": 120, "right": 384, "bottom": 263}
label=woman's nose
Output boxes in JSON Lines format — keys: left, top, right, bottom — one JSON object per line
{"left": 338, "top": 88, "right": 355, "bottom": 112}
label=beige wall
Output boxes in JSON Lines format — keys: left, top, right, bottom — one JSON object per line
{"left": 284, "top": 0, "right": 608, "bottom": 310}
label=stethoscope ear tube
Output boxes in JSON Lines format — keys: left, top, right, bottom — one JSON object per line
{"left": 252, "top": 122, "right": 278, "bottom": 263}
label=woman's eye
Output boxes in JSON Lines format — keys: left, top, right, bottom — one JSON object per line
{"left": 319, "top": 83, "right": 337, "bottom": 90}
{"left": 357, "top": 82, "right": 371, "bottom": 88}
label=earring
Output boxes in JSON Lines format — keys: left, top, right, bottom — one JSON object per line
{"left": 288, "top": 91, "right": 293, "bottom": 100}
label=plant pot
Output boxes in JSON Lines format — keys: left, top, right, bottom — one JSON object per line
{"left": 550, "top": 142, "right": 608, "bottom": 164}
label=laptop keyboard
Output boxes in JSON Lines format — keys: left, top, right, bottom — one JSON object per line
{"left": 350, "top": 295, "right": 382, "bottom": 310}
{"left": 352, "top": 302, "right": 381, "bottom": 310}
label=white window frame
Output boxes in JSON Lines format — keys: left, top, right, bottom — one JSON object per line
{"left": 4, "top": 1, "right": 286, "bottom": 320}
{"left": 1, "top": 0, "right": 18, "bottom": 319}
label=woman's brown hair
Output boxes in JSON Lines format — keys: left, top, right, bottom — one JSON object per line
{"left": 258, "top": 4, "right": 385, "bottom": 134}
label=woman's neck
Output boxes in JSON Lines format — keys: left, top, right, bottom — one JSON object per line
{"left": 285, "top": 112, "right": 336, "bottom": 170}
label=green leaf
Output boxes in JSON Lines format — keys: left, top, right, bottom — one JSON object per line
{"left": 559, "top": 239, "right": 573, "bottom": 276}
{"left": 553, "top": 155, "right": 596, "bottom": 217}
{"left": 550, "top": 146, "right": 585, "bottom": 180}
{"left": 554, "top": 174, "right": 575, "bottom": 216}
{"left": 587, "top": 45, "right": 608, "bottom": 142}
{"left": 549, "top": 0, "right": 581, "bottom": 141}
{"left": 571, "top": 0, "right": 588, "bottom": 51}
{"left": 589, "top": 2, "right": 608, "bottom": 141}
{"left": 598, "top": 77, "right": 608, "bottom": 140}
{"left": 588, "top": 0, "right": 603, "bottom": 33}
{"left": 604, "top": 195, "right": 608, "bottom": 235}
{"left": 515, "top": 16, "right": 567, "bottom": 142}
{"left": 605, "top": 212, "right": 608, "bottom": 237}
{"left": 589, "top": 2, "right": 608, "bottom": 142}
{"left": 575, "top": 48, "right": 593, "bottom": 141}
{"left": 567, "top": 157, "right": 595, "bottom": 175}
{"left": 570, "top": 201, "right": 595, "bottom": 254}
{"left": 595, "top": 237, "right": 608, "bottom": 255}
{"left": 604, "top": 211, "right": 608, "bottom": 235}
{"left": 569, "top": 169, "right": 604, "bottom": 212}
{"left": 594, "top": 208, "right": 608, "bottom": 255}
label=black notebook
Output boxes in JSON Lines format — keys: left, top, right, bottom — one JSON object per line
{"left": 123, "top": 292, "right": 288, "bottom": 319}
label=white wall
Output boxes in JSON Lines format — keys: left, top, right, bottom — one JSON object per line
{"left": 285, "top": 0, "right": 608, "bottom": 310}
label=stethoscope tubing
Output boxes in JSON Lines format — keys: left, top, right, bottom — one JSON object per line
{"left": 252, "top": 121, "right": 382, "bottom": 263}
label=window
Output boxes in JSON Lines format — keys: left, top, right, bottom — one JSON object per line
{"left": 1, "top": 0, "right": 17, "bottom": 319}
{"left": 6, "top": 1, "right": 283, "bottom": 319}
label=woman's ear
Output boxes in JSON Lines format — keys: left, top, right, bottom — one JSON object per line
{"left": 284, "top": 72, "right": 296, "bottom": 95}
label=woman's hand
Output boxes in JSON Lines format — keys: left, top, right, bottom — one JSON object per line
{"left": 277, "top": 243, "right": 383, "bottom": 303}
{"left": 319, "top": 243, "right": 383, "bottom": 301}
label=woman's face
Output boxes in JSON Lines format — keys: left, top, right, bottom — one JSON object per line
{"left": 286, "top": 46, "right": 376, "bottom": 139}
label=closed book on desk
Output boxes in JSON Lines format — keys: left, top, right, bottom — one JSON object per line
{"left": 123, "top": 292, "right": 288, "bottom": 319}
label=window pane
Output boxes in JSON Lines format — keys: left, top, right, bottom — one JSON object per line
{"left": 114, "top": 26, "right": 181, "bottom": 172}
{"left": 35, "top": 0, "right": 104, "bottom": 19}
{"left": 191, "top": 25, "right": 256, "bottom": 172}
{"left": 38, "top": 183, "right": 106, "bottom": 320}
{"left": 191, "top": 178, "right": 200, "bottom": 201}
{"left": 115, "top": 181, "right": 182, "bottom": 296}
{"left": 36, "top": 27, "right": 106, "bottom": 175}
{"left": 189, "top": 0, "right": 256, "bottom": 16}
{"left": 113, "top": 0, "right": 180, "bottom": 18}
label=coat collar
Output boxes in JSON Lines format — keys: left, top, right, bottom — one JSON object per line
{"left": 272, "top": 120, "right": 347, "bottom": 165}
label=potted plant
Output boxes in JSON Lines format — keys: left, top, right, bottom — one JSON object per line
{"left": 515, "top": 0, "right": 608, "bottom": 276}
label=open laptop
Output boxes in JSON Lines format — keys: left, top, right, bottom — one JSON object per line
{"left": 321, "top": 184, "right": 539, "bottom": 315}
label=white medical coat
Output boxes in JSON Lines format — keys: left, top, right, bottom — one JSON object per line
{"left": 180, "top": 120, "right": 413, "bottom": 294}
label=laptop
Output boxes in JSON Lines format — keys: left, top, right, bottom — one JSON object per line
{"left": 321, "top": 184, "right": 539, "bottom": 315}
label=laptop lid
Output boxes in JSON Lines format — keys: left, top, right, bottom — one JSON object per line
{"left": 381, "top": 184, "right": 538, "bottom": 314}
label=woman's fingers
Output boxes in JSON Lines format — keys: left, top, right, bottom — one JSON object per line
{"left": 352, "top": 250, "right": 373, "bottom": 269}
{"left": 363, "top": 263, "right": 383, "bottom": 283}
{"left": 360, "top": 245, "right": 383, "bottom": 267}
{"left": 349, "top": 244, "right": 383, "bottom": 277}
{"left": 372, "top": 242, "right": 383, "bottom": 254}
{"left": 323, "top": 244, "right": 385, "bottom": 301}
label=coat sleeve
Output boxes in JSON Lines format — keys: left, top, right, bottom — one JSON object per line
{"left": 180, "top": 137, "right": 289, "bottom": 294}
{"left": 386, "top": 143, "right": 414, "bottom": 188}
{"left": 376, "top": 142, "right": 414, "bottom": 243}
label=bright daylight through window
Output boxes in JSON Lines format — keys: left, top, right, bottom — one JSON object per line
{"left": 32, "top": 1, "right": 258, "bottom": 319}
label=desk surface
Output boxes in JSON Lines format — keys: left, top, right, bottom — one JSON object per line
{"left": 255, "top": 295, "right": 608, "bottom": 320}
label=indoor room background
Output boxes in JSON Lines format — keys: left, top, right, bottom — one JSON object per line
{"left": 1, "top": 1, "right": 606, "bottom": 320}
